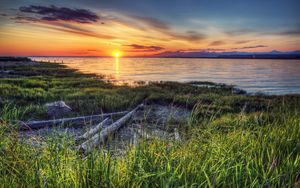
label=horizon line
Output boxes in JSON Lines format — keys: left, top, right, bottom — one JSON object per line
{"left": 1, "top": 55, "right": 299, "bottom": 60}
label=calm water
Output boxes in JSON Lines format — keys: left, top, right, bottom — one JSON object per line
{"left": 32, "top": 57, "right": 300, "bottom": 95}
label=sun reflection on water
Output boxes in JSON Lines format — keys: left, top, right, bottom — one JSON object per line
{"left": 115, "top": 56, "right": 120, "bottom": 79}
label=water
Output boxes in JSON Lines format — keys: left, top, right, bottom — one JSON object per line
{"left": 32, "top": 57, "right": 300, "bottom": 95}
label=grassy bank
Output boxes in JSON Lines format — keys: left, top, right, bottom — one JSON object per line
{"left": 0, "top": 61, "right": 299, "bottom": 187}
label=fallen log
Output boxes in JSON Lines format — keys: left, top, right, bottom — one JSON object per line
{"left": 79, "top": 104, "right": 143, "bottom": 153}
{"left": 18, "top": 111, "right": 128, "bottom": 130}
{"left": 76, "top": 117, "right": 112, "bottom": 141}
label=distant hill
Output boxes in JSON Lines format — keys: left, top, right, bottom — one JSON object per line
{"left": 153, "top": 50, "right": 300, "bottom": 59}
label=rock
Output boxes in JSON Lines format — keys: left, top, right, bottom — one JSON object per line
{"left": 132, "top": 104, "right": 190, "bottom": 125}
{"left": 0, "top": 70, "right": 14, "bottom": 74}
{"left": 232, "top": 87, "right": 246, "bottom": 95}
{"left": 45, "top": 101, "right": 72, "bottom": 118}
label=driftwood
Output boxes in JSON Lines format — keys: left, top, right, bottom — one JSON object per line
{"left": 76, "top": 117, "right": 112, "bottom": 141}
{"left": 79, "top": 104, "right": 143, "bottom": 153}
{"left": 19, "top": 111, "right": 128, "bottom": 130}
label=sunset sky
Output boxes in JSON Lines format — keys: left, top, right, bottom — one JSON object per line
{"left": 0, "top": 0, "right": 299, "bottom": 56}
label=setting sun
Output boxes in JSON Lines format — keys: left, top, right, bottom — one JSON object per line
{"left": 114, "top": 51, "right": 122, "bottom": 57}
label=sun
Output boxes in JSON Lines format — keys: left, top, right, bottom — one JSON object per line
{"left": 113, "top": 50, "right": 122, "bottom": 57}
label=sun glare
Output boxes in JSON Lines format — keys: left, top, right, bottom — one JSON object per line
{"left": 114, "top": 51, "right": 121, "bottom": 57}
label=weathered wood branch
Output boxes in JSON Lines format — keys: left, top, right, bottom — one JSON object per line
{"left": 18, "top": 111, "right": 128, "bottom": 130}
{"left": 78, "top": 104, "right": 143, "bottom": 153}
{"left": 76, "top": 117, "right": 112, "bottom": 141}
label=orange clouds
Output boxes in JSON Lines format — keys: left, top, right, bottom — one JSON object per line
{"left": 0, "top": 4, "right": 299, "bottom": 56}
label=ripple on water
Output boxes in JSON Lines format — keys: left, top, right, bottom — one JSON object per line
{"left": 32, "top": 57, "right": 300, "bottom": 95}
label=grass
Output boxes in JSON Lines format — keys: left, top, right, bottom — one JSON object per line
{"left": 0, "top": 60, "right": 299, "bottom": 187}
{"left": 1, "top": 61, "right": 263, "bottom": 119}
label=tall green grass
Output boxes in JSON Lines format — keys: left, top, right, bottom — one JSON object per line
{"left": 0, "top": 104, "right": 299, "bottom": 187}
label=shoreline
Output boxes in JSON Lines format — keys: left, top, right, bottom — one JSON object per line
{"left": 32, "top": 57, "right": 300, "bottom": 96}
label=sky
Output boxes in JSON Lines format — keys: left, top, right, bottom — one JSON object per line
{"left": 0, "top": 0, "right": 299, "bottom": 56}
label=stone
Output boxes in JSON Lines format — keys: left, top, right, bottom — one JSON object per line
{"left": 45, "top": 101, "right": 72, "bottom": 118}
{"left": 232, "top": 87, "right": 246, "bottom": 94}
{"left": 132, "top": 104, "right": 190, "bottom": 125}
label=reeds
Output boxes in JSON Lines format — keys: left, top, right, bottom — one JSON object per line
{"left": 0, "top": 103, "right": 299, "bottom": 187}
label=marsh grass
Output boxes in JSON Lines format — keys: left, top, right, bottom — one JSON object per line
{"left": 0, "top": 61, "right": 299, "bottom": 187}
{"left": 0, "top": 104, "right": 299, "bottom": 187}
{"left": 0, "top": 61, "right": 245, "bottom": 118}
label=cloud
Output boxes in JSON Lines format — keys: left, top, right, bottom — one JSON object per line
{"left": 13, "top": 5, "right": 114, "bottom": 39}
{"left": 235, "top": 40, "right": 252, "bottom": 44}
{"left": 183, "top": 30, "right": 205, "bottom": 41}
{"left": 19, "top": 5, "right": 99, "bottom": 23}
{"left": 180, "top": 48, "right": 225, "bottom": 52}
{"left": 13, "top": 5, "right": 206, "bottom": 43}
{"left": 70, "top": 49, "right": 102, "bottom": 55}
{"left": 44, "top": 24, "right": 113, "bottom": 39}
{"left": 276, "top": 29, "right": 300, "bottom": 36}
{"left": 225, "top": 29, "right": 254, "bottom": 36}
{"left": 124, "top": 14, "right": 205, "bottom": 41}
{"left": 165, "top": 30, "right": 205, "bottom": 41}
{"left": 226, "top": 27, "right": 300, "bottom": 38}
{"left": 232, "top": 45, "right": 267, "bottom": 50}
{"left": 128, "top": 15, "right": 170, "bottom": 30}
{"left": 13, "top": 16, "right": 113, "bottom": 39}
{"left": 12, "top": 15, "right": 40, "bottom": 23}
{"left": 124, "top": 44, "right": 164, "bottom": 52}
{"left": 210, "top": 40, "right": 225, "bottom": 46}
{"left": 87, "top": 49, "right": 102, "bottom": 52}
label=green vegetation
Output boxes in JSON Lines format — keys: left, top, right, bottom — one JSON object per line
{"left": 0, "top": 61, "right": 299, "bottom": 187}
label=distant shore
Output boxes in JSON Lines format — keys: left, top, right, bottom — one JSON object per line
{"left": 2, "top": 54, "right": 300, "bottom": 60}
